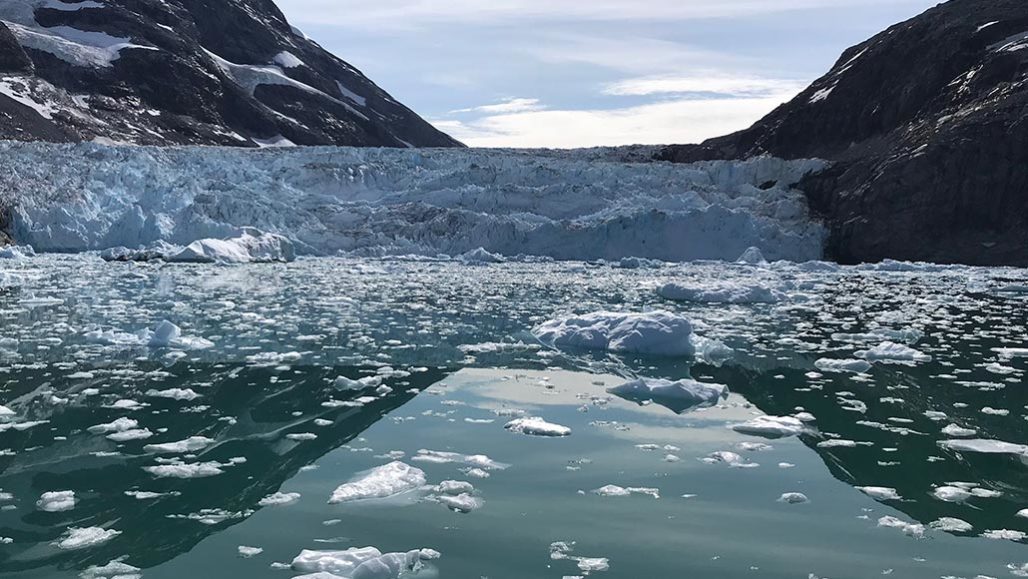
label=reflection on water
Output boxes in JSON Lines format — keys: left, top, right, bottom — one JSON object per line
{"left": 0, "top": 362, "right": 448, "bottom": 575}
{"left": 1, "top": 255, "right": 1028, "bottom": 577}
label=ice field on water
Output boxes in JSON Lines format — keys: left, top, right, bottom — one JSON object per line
{"left": 0, "top": 253, "right": 1027, "bottom": 578}
{"left": 0, "top": 144, "right": 1027, "bottom": 578}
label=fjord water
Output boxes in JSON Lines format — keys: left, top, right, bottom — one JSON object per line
{"left": 0, "top": 256, "right": 1026, "bottom": 578}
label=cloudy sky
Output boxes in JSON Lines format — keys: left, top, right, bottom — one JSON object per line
{"left": 278, "top": 0, "right": 939, "bottom": 148}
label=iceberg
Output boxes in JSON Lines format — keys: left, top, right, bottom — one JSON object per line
{"left": 532, "top": 311, "right": 695, "bottom": 357}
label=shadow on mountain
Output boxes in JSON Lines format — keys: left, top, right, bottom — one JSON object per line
{"left": 0, "top": 362, "right": 449, "bottom": 574}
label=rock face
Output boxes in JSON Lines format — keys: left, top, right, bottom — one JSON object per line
{"left": 660, "top": 0, "right": 1028, "bottom": 266}
{"left": 0, "top": 0, "right": 461, "bottom": 148}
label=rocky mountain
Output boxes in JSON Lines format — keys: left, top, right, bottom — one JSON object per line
{"left": 660, "top": 0, "right": 1028, "bottom": 266}
{"left": 0, "top": 0, "right": 461, "bottom": 148}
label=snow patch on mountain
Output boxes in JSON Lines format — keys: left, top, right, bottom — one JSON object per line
{"left": 1, "top": 142, "right": 828, "bottom": 262}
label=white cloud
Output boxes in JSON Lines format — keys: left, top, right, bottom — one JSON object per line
{"left": 431, "top": 92, "right": 800, "bottom": 148}
{"left": 451, "top": 97, "right": 545, "bottom": 114}
{"left": 522, "top": 34, "right": 739, "bottom": 75}
{"left": 603, "top": 74, "right": 807, "bottom": 97}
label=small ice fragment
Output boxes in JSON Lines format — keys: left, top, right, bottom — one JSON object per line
{"left": 504, "top": 417, "right": 571, "bottom": 437}
{"left": 259, "top": 491, "right": 301, "bottom": 507}
{"left": 238, "top": 545, "right": 263, "bottom": 558}
{"left": 37, "top": 490, "right": 75, "bottom": 512}
{"left": 856, "top": 486, "right": 901, "bottom": 501}
{"left": 731, "top": 415, "right": 805, "bottom": 438}
{"left": 778, "top": 492, "right": 809, "bottom": 504}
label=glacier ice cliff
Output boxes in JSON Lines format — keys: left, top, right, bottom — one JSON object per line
{"left": 0, "top": 142, "right": 828, "bottom": 262}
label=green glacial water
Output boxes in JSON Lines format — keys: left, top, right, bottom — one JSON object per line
{"left": 0, "top": 255, "right": 1026, "bottom": 578}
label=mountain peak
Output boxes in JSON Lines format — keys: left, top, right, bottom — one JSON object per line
{"left": 0, "top": 0, "right": 461, "bottom": 147}
{"left": 661, "top": 0, "right": 1028, "bottom": 265}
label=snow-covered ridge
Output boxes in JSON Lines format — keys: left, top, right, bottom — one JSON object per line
{"left": 1, "top": 141, "right": 828, "bottom": 262}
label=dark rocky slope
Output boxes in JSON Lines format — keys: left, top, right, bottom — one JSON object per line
{"left": 660, "top": 0, "right": 1028, "bottom": 265}
{"left": 0, "top": 0, "right": 460, "bottom": 147}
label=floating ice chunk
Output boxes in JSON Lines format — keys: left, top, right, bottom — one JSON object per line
{"left": 855, "top": 341, "right": 931, "bottom": 363}
{"left": 504, "top": 417, "right": 571, "bottom": 437}
{"left": 856, "top": 486, "right": 901, "bottom": 501}
{"left": 87, "top": 417, "right": 138, "bottom": 434}
{"left": 459, "top": 247, "right": 505, "bottom": 264}
{"left": 107, "top": 428, "right": 153, "bottom": 442}
{"left": 702, "top": 451, "right": 756, "bottom": 468}
{"left": 730, "top": 415, "right": 805, "bottom": 439}
{"left": 832, "top": 328, "right": 924, "bottom": 345}
{"left": 814, "top": 358, "right": 872, "bottom": 373}
{"left": 291, "top": 546, "right": 436, "bottom": 578}
{"left": 85, "top": 321, "right": 213, "bottom": 350}
{"left": 80, "top": 560, "right": 142, "bottom": 579}
{"left": 657, "top": 282, "right": 783, "bottom": 304}
{"left": 143, "top": 436, "right": 214, "bottom": 454}
{"left": 817, "top": 439, "right": 864, "bottom": 448}
{"left": 930, "top": 517, "right": 973, "bottom": 533}
{"left": 939, "top": 439, "right": 1028, "bottom": 456}
{"left": 435, "top": 493, "right": 482, "bottom": 513}
{"left": 532, "top": 311, "right": 695, "bottom": 357}
{"left": 146, "top": 387, "right": 201, "bottom": 401}
{"left": 933, "top": 483, "right": 1000, "bottom": 502}
{"left": 411, "top": 450, "right": 508, "bottom": 470}
{"left": 982, "top": 529, "right": 1028, "bottom": 541}
{"left": 994, "top": 347, "right": 1028, "bottom": 359}
{"left": 333, "top": 375, "right": 383, "bottom": 391}
{"left": 169, "top": 508, "right": 253, "bottom": 525}
{"left": 592, "top": 485, "right": 660, "bottom": 499}
{"left": 608, "top": 378, "right": 727, "bottom": 414}
{"left": 148, "top": 321, "right": 214, "bottom": 349}
{"left": 259, "top": 491, "right": 301, "bottom": 507}
{"left": 238, "top": 545, "right": 264, "bottom": 558}
{"left": 778, "top": 492, "right": 809, "bottom": 504}
{"left": 37, "top": 490, "right": 75, "bottom": 512}
{"left": 328, "top": 462, "right": 427, "bottom": 504}
{"left": 941, "top": 424, "right": 977, "bottom": 437}
{"left": 984, "top": 362, "right": 1017, "bottom": 375}
{"left": 168, "top": 229, "right": 296, "bottom": 264}
{"left": 55, "top": 527, "right": 121, "bottom": 549}
{"left": 691, "top": 335, "right": 735, "bottom": 365}
{"left": 877, "top": 516, "right": 925, "bottom": 538}
{"left": 143, "top": 461, "right": 226, "bottom": 479}
{"left": 933, "top": 486, "right": 973, "bottom": 503}
{"left": 736, "top": 246, "right": 768, "bottom": 265}
{"left": 435, "top": 480, "right": 474, "bottom": 495}
{"left": 550, "top": 541, "right": 609, "bottom": 574}
{"left": 287, "top": 433, "right": 318, "bottom": 441}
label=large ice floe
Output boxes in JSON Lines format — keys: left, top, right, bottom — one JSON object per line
{"left": 532, "top": 311, "right": 696, "bottom": 357}
{"left": 0, "top": 142, "right": 827, "bottom": 261}
{"left": 328, "top": 462, "right": 427, "bottom": 504}
{"left": 290, "top": 546, "right": 439, "bottom": 579}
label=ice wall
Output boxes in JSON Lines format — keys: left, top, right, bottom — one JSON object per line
{"left": 0, "top": 142, "right": 828, "bottom": 262}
